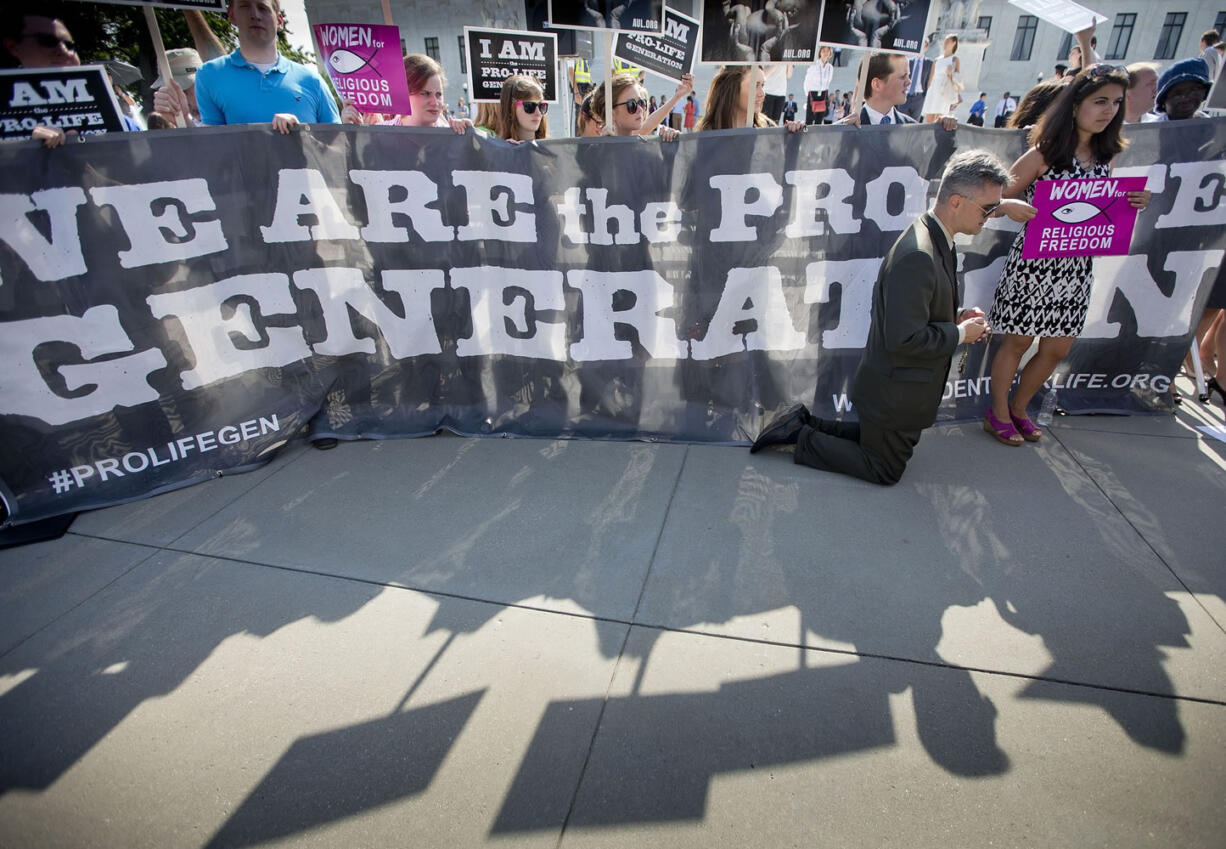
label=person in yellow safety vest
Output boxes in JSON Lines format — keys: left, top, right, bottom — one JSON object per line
{"left": 611, "top": 57, "right": 645, "bottom": 83}
{"left": 569, "top": 58, "right": 593, "bottom": 104}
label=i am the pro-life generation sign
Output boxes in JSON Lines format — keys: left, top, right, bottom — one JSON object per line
{"left": 614, "top": 7, "right": 698, "bottom": 84}
{"left": 465, "top": 27, "right": 559, "bottom": 103}
{"left": 1024, "top": 177, "right": 1147, "bottom": 259}
{"left": 0, "top": 65, "right": 126, "bottom": 141}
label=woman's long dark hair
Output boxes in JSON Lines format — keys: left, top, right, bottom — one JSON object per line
{"left": 696, "top": 65, "right": 775, "bottom": 131}
{"left": 1007, "top": 79, "right": 1064, "bottom": 129}
{"left": 1030, "top": 64, "right": 1129, "bottom": 170}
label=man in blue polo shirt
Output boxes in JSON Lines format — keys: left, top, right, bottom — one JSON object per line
{"left": 194, "top": 0, "right": 338, "bottom": 132}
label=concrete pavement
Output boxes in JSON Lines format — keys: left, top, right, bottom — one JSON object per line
{"left": 2, "top": 382, "right": 1224, "bottom": 848}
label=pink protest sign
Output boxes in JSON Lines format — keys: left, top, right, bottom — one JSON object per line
{"left": 312, "top": 23, "right": 411, "bottom": 115}
{"left": 1023, "top": 176, "right": 1147, "bottom": 260}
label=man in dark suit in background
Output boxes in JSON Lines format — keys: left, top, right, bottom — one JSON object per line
{"left": 750, "top": 151, "right": 1034, "bottom": 484}
{"left": 836, "top": 52, "right": 957, "bottom": 130}
{"left": 902, "top": 36, "right": 932, "bottom": 120}
{"left": 851, "top": 52, "right": 917, "bottom": 125}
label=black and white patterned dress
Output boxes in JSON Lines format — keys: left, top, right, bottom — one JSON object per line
{"left": 989, "top": 157, "right": 1109, "bottom": 337}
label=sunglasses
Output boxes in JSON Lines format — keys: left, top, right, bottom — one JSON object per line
{"left": 516, "top": 100, "right": 549, "bottom": 115}
{"left": 614, "top": 97, "right": 648, "bottom": 114}
{"left": 24, "top": 32, "right": 77, "bottom": 52}
{"left": 1085, "top": 63, "right": 1126, "bottom": 77}
{"left": 962, "top": 196, "right": 1000, "bottom": 218}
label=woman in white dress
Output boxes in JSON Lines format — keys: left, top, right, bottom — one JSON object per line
{"left": 922, "top": 34, "right": 961, "bottom": 123}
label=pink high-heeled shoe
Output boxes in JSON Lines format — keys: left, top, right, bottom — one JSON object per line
{"left": 1009, "top": 411, "right": 1042, "bottom": 442}
{"left": 983, "top": 408, "right": 1023, "bottom": 446}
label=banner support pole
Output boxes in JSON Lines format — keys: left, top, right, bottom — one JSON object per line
{"left": 604, "top": 31, "right": 614, "bottom": 131}
{"left": 851, "top": 49, "right": 870, "bottom": 122}
{"left": 143, "top": 6, "right": 184, "bottom": 128}
{"left": 380, "top": 0, "right": 393, "bottom": 27}
{"left": 746, "top": 64, "right": 756, "bottom": 128}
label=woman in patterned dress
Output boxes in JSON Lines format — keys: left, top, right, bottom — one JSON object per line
{"left": 984, "top": 65, "right": 1151, "bottom": 445}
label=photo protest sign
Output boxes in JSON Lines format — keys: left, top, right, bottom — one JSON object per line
{"left": 548, "top": 0, "right": 665, "bottom": 34}
{"left": 0, "top": 66, "right": 126, "bottom": 141}
{"left": 614, "top": 7, "right": 698, "bottom": 83}
{"left": 700, "top": 0, "right": 824, "bottom": 63}
{"left": 818, "top": 0, "right": 932, "bottom": 54}
{"left": 465, "top": 27, "right": 559, "bottom": 103}
{"left": 312, "top": 23, "right": 413, "bottom": 115}
{"left": 524, "top": 0, "right": 579, "bottom": 56}
{"left": 0, "top": 122, "right": 1221, "bottom": 525}
{"left": 68, "top": 0, "right": 227, "bottom": 10}
{"left": 1023, "top": 177, "right": 1147, "bottom": 260}
{"left": 1007, "top": 0, "right": 1107, "bottom": 33}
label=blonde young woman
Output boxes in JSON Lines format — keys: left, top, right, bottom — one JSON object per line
{"left": 589, "top": 73, "right": 680, "bottom": 140}
{"left": 921, "top": 34, "right": 961, "bottom": 123}
{"left": 491, "top": 74, "right": 549, "bottom": 142}
{"left": 695, "top": 64, "right": 804, "bottom": 132}
{"left": 472, "top": 102, "right": 498, "bottom": 135}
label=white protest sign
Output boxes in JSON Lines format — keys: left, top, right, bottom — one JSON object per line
{"left": 1007, "top": 0, "right": 1107, "bottom": 34}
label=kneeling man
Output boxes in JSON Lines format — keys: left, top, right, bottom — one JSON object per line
{"left": 751, "top": 150, "right": 1033, "bottom": 484}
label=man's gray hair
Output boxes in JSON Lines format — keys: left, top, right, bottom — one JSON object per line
{"left": 936, "top": 150, "right": 1010, "bottom": 204}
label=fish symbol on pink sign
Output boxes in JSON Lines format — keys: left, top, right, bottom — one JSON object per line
{"left": 328, "top": 48, "right": 382, "bottom": 76}
{"left": 1051, "top": 197, "right": 1120, "bottom": 225}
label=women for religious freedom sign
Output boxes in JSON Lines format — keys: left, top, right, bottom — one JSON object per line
{"left": 312, "top": 23, "right": 413, "bottom": 115}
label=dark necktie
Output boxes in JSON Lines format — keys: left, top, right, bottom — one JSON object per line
{"left": 947, "top": 245, "right": 960, "bottom": 310}
{"left": 881, "top": 114, "right": 892, "bottom": 125}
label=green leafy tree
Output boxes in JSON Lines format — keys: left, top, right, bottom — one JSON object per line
{"left": 50, "top": 4, "right": 314, "bottom": 107}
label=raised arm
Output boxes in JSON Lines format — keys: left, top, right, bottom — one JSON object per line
{"left": 640, "top": 73, "right": 693, "bottom": 136}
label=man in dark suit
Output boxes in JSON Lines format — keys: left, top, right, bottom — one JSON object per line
{"left": 835, "top": 52, "right": 960, "bottom": 131}
{"left": 902, "top": 37, "right": 932, "bottom": 120}
{"left": 750, "top": 151, "right": 1034, "bottom": 484}
{"left": 856, "top": 52, "right": 917, "bottom": 125}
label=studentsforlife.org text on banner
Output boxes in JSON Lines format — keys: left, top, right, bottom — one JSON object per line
{"left": 1, "top": 121, "right": 1223, "bottom": 524}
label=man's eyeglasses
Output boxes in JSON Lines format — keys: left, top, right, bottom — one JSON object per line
{"left": 961, "top": 196, "right": 1000, "bottom": 218}
{"left": 517, "top": 100, "right": 549, "bottom": 115}
{"left": 614, "top": 97, "right": 648, "bottom": 114}
{"left": 24, "top": 32, "right": 77, "bottom": 52}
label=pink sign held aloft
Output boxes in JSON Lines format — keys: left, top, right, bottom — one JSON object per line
{"left": 312, "top": 22, "right": 411, "bottom": 116}
{"left": 1023, "top": 176, "right": 1147, "bottom": 260}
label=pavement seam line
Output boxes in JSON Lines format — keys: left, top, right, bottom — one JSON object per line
{"left": 629, "top": 444, "right": 691, "bottom": 624}
{"left": 553, "top": 622, "right": 634, "bottom": 849}
{"left": 0, "top": 542, "right": 162, "bottom": 663}
{"left": 161, "top": 442, "right": 314, "bottom": 548}
{"left": 554, "top": 444, "right": 691, "bottom": 849}
{"left": 1049, "top": 427, "right": 1226, "bottom": 638}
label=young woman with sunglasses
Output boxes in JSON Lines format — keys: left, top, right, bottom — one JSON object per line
{"left": 589, "top": 73, "right": 679, "bottom": 140}
{"left": 983, "top": 64, "right": 1151, "bottom": 445}
{"left": 491, "top": 74, "right": 549, "bottom": 142}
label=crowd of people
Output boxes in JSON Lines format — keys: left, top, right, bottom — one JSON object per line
{"left": 4, "top": 5, "right": 1224, "bottom": 470}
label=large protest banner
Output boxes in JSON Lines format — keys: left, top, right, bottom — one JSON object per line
{"left": 1, "top": 121, "right": 1223, "bottom": 524}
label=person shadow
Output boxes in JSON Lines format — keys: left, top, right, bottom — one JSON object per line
{"left": 0, "top": 548, "right": 386, "bottom": 796}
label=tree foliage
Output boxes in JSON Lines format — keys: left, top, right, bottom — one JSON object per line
{"left": 49, "top": 3, "right": 314, "bottom": 105}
